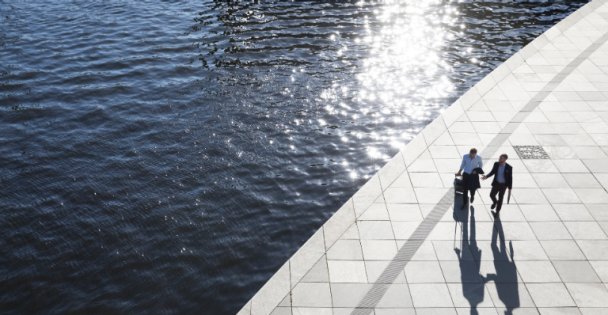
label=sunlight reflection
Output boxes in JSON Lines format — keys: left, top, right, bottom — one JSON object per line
{"left": 323, "top": 0, "right": 461, "bottom": 178}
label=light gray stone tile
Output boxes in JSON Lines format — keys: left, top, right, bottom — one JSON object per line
{"left": 290, "top": 229, "right": 326, "bottom": 286}
{"left": 493, "top": 204, "right": 527, "bottom": 221}
{"left": 504, "top": 240, "right": 548, "bottom": 260}
{"left": 386, "top": 204, "right": 423, "bottom": 221}
{"left": 527, "top": 283, "right": 576, "bottom": 307}
{"left": 545, "top": 146, "right": 578, "bottom": 159}
{"left": 522, "top": 160, "right": 559, "bottom": 173}
{"left": 401, "top": 240, "right": 438, "bottom": 261}
{"left": 520, "top": 204, "right": 560, "bottom": 221}
{"left": 301, "top": 255, "right": 329, "bottom": 283}
{"left": 279, "top": 293, "right": 291, "bottom": 306}
{"left": 596, "top": 173, "right": 608, "bottom": 190}
{"left": 364, "top": 260, "right": 406, "bottom": 283}
{"left": 404, "top": 261, "right": 445, "bottom": 283}
{"left": 251, "top": 262, "right": 291, "bottom": 315}
{"left": 358, "top": 221, "right": 395, "bottom": 240}
{"left": 577, "top": 240, "right": 608, "bottom": 260}
{"left": 512, "top": 188, "right": 549, "bottom": 204}
{"left": 541, "top": 240, "right": 587, "bottom": 260}
{"left": 292, "top": 283, "right": 332, "bottom": 307}
{"left": 586, "top": 204, "right": 608, "bottom": 221}
{"left": 391, "top": 221, "right": 420, "bottom": 240}
{"left": 379, "top": 152, "right": 407, "bottom": 190}
{"left": 402, "top": 134, "right": 429, "bottom": 166}
{"left": 429, "top": 146, "right": 464, "bottom": 159}
{"left": 341, "top": 223, "right": 360, "bottom": 240}
{"left": 531, "top": 222, "right": 573, "bottom": 240}
{"left": 582, "top": 159, "right": 608, "bottom": 173}
{"left": 516, "top": 260, "right": 561, "bottom": 282}
{"left": 450, "top": 132, "right": 483, "bottom": 146}
{"left": 553, "top": 261, "right": 601, "bottom": 283}
{"left": 439, "top": 260, "right": 484, "bottom": 283}
{"left": 292, "top": 308, "right": 332, "bottom": 315}
{"left": 534, "top": 173, "right": 569, "bottom": 188}
{"left": 409, "top": 283, "right": 454, "bottom": 308}
{"left": 327, "top": 240, "right": 363, "bottom": 261}
{"left": 573, "top": 146, "right": 608, "bottom": 159}
{"left": 536, "top": 134, "right": 569, "bottom": 146}
{"left": 374, "top": 309, "right": 416, "bottom": 315}
{"left": 543, "top": 188, "right": 582, "bottom": 204}
{"left": 537, "top": 308, "right": 581, "bottom": 315}
{"left": 359, "top": 203, "right": 390, "bottom": 221}
{"left": 330, "top": 283, "right": 369, "bottom": 308}
{"left": 553, "top": 159, "right": 590, "bottom": 173}
{"left": 566, "top": 283, "right": 608, "bottom": 307}
{"left": 563, "top": 173, "right": 602, "bottom": 188}
{"left": 580, "top": 308, "right": 608, "bottom": 315}
{"left": 415, "top": 188, "right": 452, "bottom": 204}
{"left": 499, "top": 222, "right": 539, "bottom": 240}
{"left": 376, "top": 283, "right": 414, "bottom": 308}
{"left": 423, "top": 116, "right": 449, "bottom": 146}
{"left": 410, "top": 172, "right": 444, "bottom": 188}
{"left": 447, "top": 283, "right": 495, "bottom": 308}
{"left": 361, "top": 240, "right": 398, "bottom": 260}
{"left": 485, "top": 282, "right": 536, "bottom": 308}
{"left": 384, "top": 187, "right": 418, "bottom": 204}
{"left": 553, "top": 204, "right": 595, "bottom": 221}
{"left": 575, "top": 188, "right": 608, "bottom": 204}
{"left": 407, "top": 158, "right": 437, "bottom": 173}
{"left": 324, "top": 200, "right": 357, "bottom": 250}
{"left": 328, "top": 260, "right": 368, "bottom": 283}
{"left": 589, "top": 261, "right": 608, "bottom": 282}
{"left": 509, "top": 172, "right": 538, "bottom": 188}
{"left": 390, "top": 171, "right": 413, "bottom": 188}
{"left": 564, "top": 221, "right": 607, "bottom": 239}
{"left": 355, "top": 177, "right": 385, "bottom": 218}
{"left": 270, "top": 306, "right": 292, "bottom": 315}
{"left": 416, "top": 308, "right": 458, "bottom": 315}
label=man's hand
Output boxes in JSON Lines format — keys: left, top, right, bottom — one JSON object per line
{"left": 482, "top": 175, "right": 487, "bottom": 180}
{"left": 455, "top": 171, "right": 461, "bottom": 176}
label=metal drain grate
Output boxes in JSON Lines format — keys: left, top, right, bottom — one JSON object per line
{"left": 513, "top": 145, "right": 550, "bottom": 159}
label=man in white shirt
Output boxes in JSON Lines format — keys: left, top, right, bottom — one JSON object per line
{"left": 456, "top": 148, "right": 483, "bottom": 210}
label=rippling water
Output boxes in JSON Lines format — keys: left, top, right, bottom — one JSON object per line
{"left": 0, "top": 0, "right": 588, "bottom": 314}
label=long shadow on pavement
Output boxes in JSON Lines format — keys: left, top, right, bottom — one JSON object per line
{"left": 487, "top": 218, "right": 519, "bottom": 315}
{"left": 453, "top": 204, "right": 485, "bottom": 315}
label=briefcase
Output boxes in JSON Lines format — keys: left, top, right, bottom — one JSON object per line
{"left": 454, "top": 175, "right": 464, "bottom": 195}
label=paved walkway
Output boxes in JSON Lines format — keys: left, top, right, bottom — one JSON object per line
{"left": 238, "top": 0, "right": 608, "bottom": 314}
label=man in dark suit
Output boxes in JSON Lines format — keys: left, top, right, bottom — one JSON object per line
{"left": 482, "top": 154, "right": 512, "bottom": 218}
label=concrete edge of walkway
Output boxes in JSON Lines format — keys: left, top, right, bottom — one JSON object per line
{"left": 237, "top": 1, "right": 608, "bottom": 314}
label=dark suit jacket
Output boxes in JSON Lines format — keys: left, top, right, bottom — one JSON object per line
{"left": 485, "top": 162, "right": 512, "bottom": 189}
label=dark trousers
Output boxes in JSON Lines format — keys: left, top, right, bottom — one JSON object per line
{"left": 462, "top": 173, "right": 476, "bottom": 204}
{"left": 490, "top": 183, "right": 508, "bottom": 212}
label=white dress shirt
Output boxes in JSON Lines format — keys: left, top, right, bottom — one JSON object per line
{"left": 460, "top": 154, "right": 483, "bottom": 174}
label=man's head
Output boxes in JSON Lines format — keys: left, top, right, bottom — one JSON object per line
{"left": 499, "top": 153, "right": 508, "bottom": 164}
{"left": 469, "top": 148, "right": 477, "bottom": 158}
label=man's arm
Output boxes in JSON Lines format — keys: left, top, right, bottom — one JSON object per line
{"left": 507, "top": 166, "right": 513, "bottom": 189}
{"left": 456, "top": 156, "right": 465, "bottom": 175}
{"left": 483, "top": 162, "right": 497, "bottom": 179}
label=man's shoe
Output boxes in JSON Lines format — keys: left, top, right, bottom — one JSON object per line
{"left": 470, "top": 195, "right": 474, "bottom": 203}
{"left": 491, "top": 202, "right": 497, "bottom": 210}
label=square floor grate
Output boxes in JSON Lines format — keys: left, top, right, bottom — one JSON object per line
{"left": 513, "top": 145, "right": 550, "bottom": 159}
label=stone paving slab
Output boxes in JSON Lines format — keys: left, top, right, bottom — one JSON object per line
{"left": 238, "top": 0, "right": 608, "bottom": 314}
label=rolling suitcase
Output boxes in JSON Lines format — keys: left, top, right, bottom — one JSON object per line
{"left": 454, "top": 175, "right": 464, "bottom": 196}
